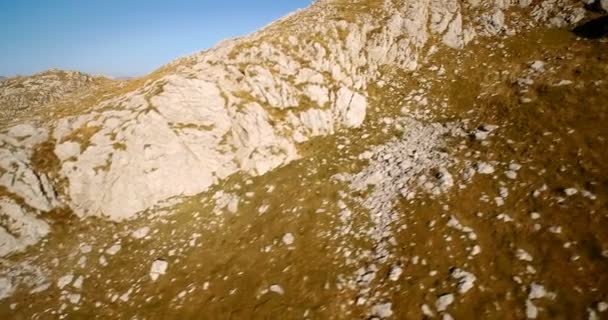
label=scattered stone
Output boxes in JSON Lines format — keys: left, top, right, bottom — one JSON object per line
{"left": 132, "top": 227, "right": 150, "bottom": 239}
{"left": 371, "top": 302, "right": 393, "bottom": 318}
{"left": 72, "top": 276, "right": 83, "bottom": 290}
{"left": 526, "top": 299, "right": 538, "bottom": 319}
{"left": 227, "top": 197, "right": 239, "bottom": 214}
{"left": 476, "top": 162, "right": 495, "bottom": 174}
{"left": 388, "top": 265, "right": 403, "bottom": 281}
{"left": 106, "top": 244, "right": 121, "bottom": 255}
{"left": 282, "top": 233, "right": 295, "bottom": 246}
{"left": 57, "top": 275, "right": 74, "bottom": 289}
{"left": 451, "top": 269, "right": 476, "bottom": 294}
{"left": 516, "top": 249, "right": 533, "bottom": 262}
{"left": 472, "top": 124, "right": 499, "bottom": 140}
{"left": 421, "top": 304, "right": 435, "bottom": 317}
{"left": 150, "top": 260, "right": 168, "bottom": 281}
{"left": 530, "top": 60, "right": 545, "bottom": 72}
{"left": 529, "top": 283, "right": 548, "bottom": 299}
{"left": 471, "top": 245, "right": 482, "bottom": 256}
{"left": 269, "top": 284, "right": 284, "bottom": 295}
{"left": 505, "top": 170, "right": 517, "bottom": 179}
{"left": 554, "top": 80, "right": 573, "bottom": 86}
{"left": 436, "top": 293, "right": 454, "bottom": 312}
{"left": 66, "top": 293, "right": 81, "bottom": 304}
{"left": 79, "top": 245, "right": 92, "bottom": 254}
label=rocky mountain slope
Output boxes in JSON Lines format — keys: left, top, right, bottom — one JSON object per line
{"left": 0, "top": 70, "right": 110, "bottom": 124}
{"left": 1, "top": 0, "right": 608, "bottom": 319}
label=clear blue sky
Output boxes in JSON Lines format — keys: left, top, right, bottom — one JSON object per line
{"left": 0, "top": 0, "right": 312, "bottom": 78}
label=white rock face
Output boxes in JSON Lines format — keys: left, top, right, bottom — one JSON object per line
{"left": 0, "top": 125, "right": 57, "bottom": 257}
{"left": 0, "top": 261, "right": 49, "bottom": 301}
{"left": 54, "top": 141, "right": 81, "bottom": 161}
{"left": 335, "top": 88, "right": 367, "bottom": 128}
{"left": 0, "top": 125, "right": 59, "bottom": 212}
{"left": 0, "top": 198, "right": 50, "bottom": 257}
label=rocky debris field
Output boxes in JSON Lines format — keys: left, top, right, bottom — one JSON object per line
{"left": 1, "top": 0, "right": 608, "bottom": 319}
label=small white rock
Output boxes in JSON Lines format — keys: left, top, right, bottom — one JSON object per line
{"left": 421, "top": 304, "right": 435, "bottom": 317}
{"left": 476, "top": 162, "right": 495, "bottom": 174}
{"left": 132, "top": 227, "right": 150, "bottom": 239}
{"left": 57, "top": 275, "right": 74, "bottom": 289}
{"left": 371, "top": 302, "right": 393, "bottom": 318}
{"left": 106, "top": 244, "right": 121, "bottom": 255}
{"left": 530, "top": 60, "right": 545, "bottom": 72}
{"left": 495, "top": 197, "right": 505, "bottom": 207}
{"left": 389, "top": 265, "right": 403, "bottom": 281}
{"left": 67, "top": 293, "right": 81, "bottom": 304}
{"left": 588, "top": 308, "right": 599, "bottom": 320}
{"left": 529, "top": 283, "right": 547, "bottom": 299}
{"left": 526, "top": 299, "right": 538, "bottom": 319}
{"left": 150, "top": 260, "right": 168, "bottom": 281}
{"left": 516, "top": 249, "right": 534, "bottom": 262}
{"left": 72, "top": 276, "right": 83, "bottom": 290}
{"left": 269, "top": 284, "right": 284, "bottom": 295}
{"left": 505, "top": 170, "right": 517, "bottom": 179}
{"left": 471, "top": 245, "right": 482, "bottom": 256}
{"left": 227, "top": 197, "right": 239, "bottom": 213}
{"left": 451, "top": 268, "right": 476, "bottom": 294}
{"left": 436, "top": 293, "right": 454, "bottom": 312}
{"left": 509, "top": 163, "right": 522, "bottom": 171}
{"left": 282, "top": 233, "right": 295, "bottom": 246}
{"left": 79, "top": 245, "right": 92, "bottom": 254}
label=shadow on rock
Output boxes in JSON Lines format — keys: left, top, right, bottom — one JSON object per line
{"left": 573, "top": 15, "right": 608, "bottom": 39}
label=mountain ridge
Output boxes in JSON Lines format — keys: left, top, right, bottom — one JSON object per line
{"left": 0, "top": 0, "right": 587, "bottom": 228}
{"left": 1, "top": 0, "right": 608, "bottom": 318}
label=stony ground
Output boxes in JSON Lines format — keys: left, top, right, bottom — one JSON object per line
{"left": 1, "top": 25, "right": 607, "bottom": 320}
